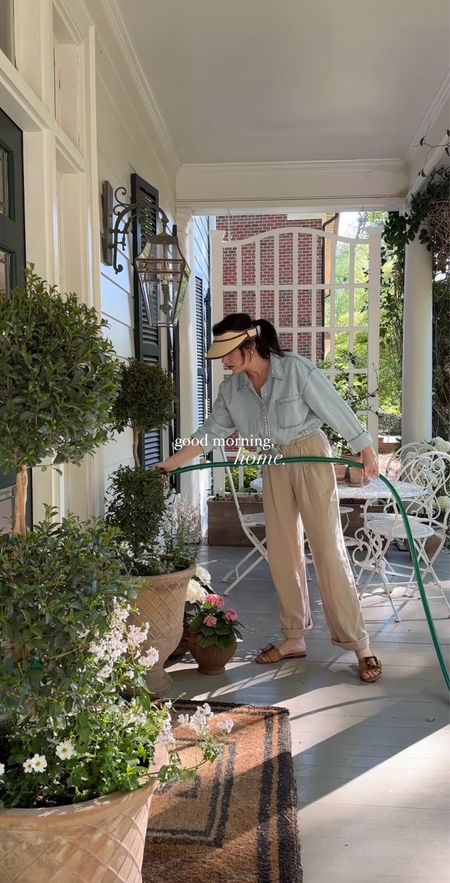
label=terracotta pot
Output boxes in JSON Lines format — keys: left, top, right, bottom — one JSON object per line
{"left": 188, "top": 634, "right": 237, "bottom": 675}
{"left": 132, "top": 566, "right": 195, "bottom": 695}
{"left": 348, "top": 466, "right": 364, "bottom": 486}
{"left": 0, "top": 751, "right": 165, "bottom": 883}
{"left": 334, "top": 464, "right": 348, "bottom": 482}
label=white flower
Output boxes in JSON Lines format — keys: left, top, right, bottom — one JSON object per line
{"left": 111, "top": 600, "right": 130, "bottom": 624}
{"left": 217, "top": 719, "right": 234, "bottom": 734}
{"left": 23, "top": 754, "right": 47, "bottom": 773}
{"left": 131, "top": 712, "right": 148, "bottom": 726}
{"left": 127, "top": 623, "right": 149, "bottom": 648}
{"left": 186, "top": 578, "right": 208, "bottom": 604}
{"left": 0, "top": 762, "right": 5, "bottom": 776}
{"left": 431, "top": 438, "right": 450, "bottom": 453}
{"left": 97, "top": 663, "right": 113, "bottom": 681}
{"left": 194, "top": 565, "right": 212, "bottom": 585}
{"left": 156, "top": 723, "right": 176, "bottom": 747}
{"left": 55, "top": 740, "right": 76, "bottom": 761}
{"left": 138, "top": 647, "right": 159, "bottom": 669}
{"left": 189, "top": 703, "right": 214, "bottom": 736}
{"left": 177, "top": 713, "right": 191, "bottom": 727}
{"left": 32, "top": 755, "right": 47, "bottom": 773}
{"left": 436, "top": 495, "right": 450, "bottom": 512}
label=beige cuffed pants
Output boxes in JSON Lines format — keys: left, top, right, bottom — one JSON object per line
{"left": 262, "top": 431, "right": 370, "bottom": 652}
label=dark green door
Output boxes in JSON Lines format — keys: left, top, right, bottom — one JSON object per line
{"left": 0, "top": 108, "right": 28, "bottom": 532}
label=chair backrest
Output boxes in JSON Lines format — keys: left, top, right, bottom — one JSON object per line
{"left": 394, "top": 450, "right": 450, "bottom": 521}
{"left": 224, "top": 464, "right": 266, "bottom": 538}
{"left": 225, "top": 464, "right": 246, "bottom": 526}
{"left": 384, "top": 441, "right": 435, "bottom": 480}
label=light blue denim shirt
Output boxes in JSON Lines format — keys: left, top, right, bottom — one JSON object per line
{"left": 190, "top": 352, "right": 372, "bottom": 456}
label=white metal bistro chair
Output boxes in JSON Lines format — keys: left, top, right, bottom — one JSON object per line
{"left": 221, "top": 465, "right": 268, "bottom": 594}
{"left": 384, "top": 440, "right": 435, "bottom": 479}
{"left": 352, "top": 450, "right": 450, "bottom": 621}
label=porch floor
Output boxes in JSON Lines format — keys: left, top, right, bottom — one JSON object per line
{"left": 167, "top": 545, "right": 450, "bottom": 883}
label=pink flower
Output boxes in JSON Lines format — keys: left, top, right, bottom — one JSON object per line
{"left": 205, "top": 594, "right": 224, "bottom": 608}
{"left": 225, "top": 609, "right": 238, "bottom": 622}
{"left": 204, "top": 615, "right": 217, "bottom": 627}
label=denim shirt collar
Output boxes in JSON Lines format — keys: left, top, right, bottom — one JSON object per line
{"left": 236, "top": 352, "right": 286, "bottom": 390}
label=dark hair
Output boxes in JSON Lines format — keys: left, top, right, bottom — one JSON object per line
{"left": 212, "top": 313, "right": 284, "bottom": 361}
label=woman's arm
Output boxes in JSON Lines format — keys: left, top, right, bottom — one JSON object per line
{"left": 156, "top": 440, "right": 204, "bottom": 474}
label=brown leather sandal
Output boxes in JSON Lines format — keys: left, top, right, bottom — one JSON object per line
{"left": 358, "top": 655, "right": 382, "bottom": 683}
{"left": 255, "top": 643, "right": 307, "bottom": 664}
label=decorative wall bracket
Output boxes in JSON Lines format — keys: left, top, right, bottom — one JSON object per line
{"left": 101, "top": 180, "right": 190, "bottom": 326}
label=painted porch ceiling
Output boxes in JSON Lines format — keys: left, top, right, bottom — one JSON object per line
{"left": 117, "top": 0, "right": 449, "bottom": 165}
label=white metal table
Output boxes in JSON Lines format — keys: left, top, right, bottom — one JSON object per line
{"left": 250, "top": 476, "right": 422, "bottom": 502}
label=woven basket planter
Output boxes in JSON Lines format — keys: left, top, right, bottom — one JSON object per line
{"left": 0, "top": 747, "right": 166, "bottom": 883}
{"left": 132, "top": 566, "right": 195, "bottom": 695}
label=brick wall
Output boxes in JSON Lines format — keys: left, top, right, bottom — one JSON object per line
{"left": 217, "top": 213, "right": 333, "bottom": 360}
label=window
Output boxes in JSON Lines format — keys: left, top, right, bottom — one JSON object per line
{"left": 0, "top": 108, "right": 29, "bottom": 530}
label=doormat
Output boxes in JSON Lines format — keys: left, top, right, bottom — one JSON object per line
{"left": 143, "top": 701, "right": 302, "bottom": 883}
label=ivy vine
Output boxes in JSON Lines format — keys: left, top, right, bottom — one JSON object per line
{"left": 384, "top": 166, "right": 450, "bottom": 273}
{"left": 383, "top": 165, "right": 449, "bottom": 438}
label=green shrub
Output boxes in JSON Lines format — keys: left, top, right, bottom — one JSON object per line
{"left": 111, "top": 360, "right": 176, "bottom": 467}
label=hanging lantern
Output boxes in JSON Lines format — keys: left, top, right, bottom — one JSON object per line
{"left": 134, "top": 213, "right": 190, "bottom": 327}
{"left": 102, "top": 181, "right": 191, "bottom": 328}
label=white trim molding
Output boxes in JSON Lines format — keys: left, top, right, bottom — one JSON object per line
{"left": 176, "top": 158, "right": 408, "bottom": 215}
{"left": 96, "top": 0, "right": 180, "bottom": 175}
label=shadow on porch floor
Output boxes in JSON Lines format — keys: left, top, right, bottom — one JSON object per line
{"left": 166, "top": 544, "right": 450, "bottom": 883}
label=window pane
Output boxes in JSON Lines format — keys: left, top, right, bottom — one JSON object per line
{"left": 0, "top": 249, "right": 10, "bottom": 297}
{"left": 0, "top": 485, "right": 14, "bottom": 534}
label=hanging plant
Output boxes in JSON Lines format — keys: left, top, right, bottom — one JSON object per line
{"left": 384, "top": 166, "right": 450, "bottom": 273}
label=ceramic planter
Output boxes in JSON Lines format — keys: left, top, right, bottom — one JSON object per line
{"left": 0, "top": 772, "right": 161, "bottom": 883}
{"left": 188, "top": 634, "right": 237, "bottom": 675}
{"left": 132, "top": 566, "right": 195, "bottom": 695}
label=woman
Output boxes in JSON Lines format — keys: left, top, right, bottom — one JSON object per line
{"left": 156, "top": 313, "right": 382, "bottom": 683}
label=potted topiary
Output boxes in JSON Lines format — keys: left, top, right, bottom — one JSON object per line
{"left": 0, "top": 266, "right": 121, "bottom": 537}
{"left": 0, "top": 510, "right": 221, "bottom": 882}
{"left": 112, "top": 358, "right": 177, "bottom": 470}
{"left": 107, "top": 360, "right": 198, "bottom": 695}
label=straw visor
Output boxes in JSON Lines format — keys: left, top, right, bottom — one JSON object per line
{"left": 205, "top": 326, "right": 258, "bottom": 360}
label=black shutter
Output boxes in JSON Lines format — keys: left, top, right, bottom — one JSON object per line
{"left": 195, "top": 276, "right": 206, "bottom": 425}
{"left": 130, "top": 173, "right": 161, "bottom": 468}
{"left": 205, "top": 286, "right": 212, "bottom": 415}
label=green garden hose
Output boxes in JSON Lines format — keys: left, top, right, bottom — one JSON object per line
{"left": 162, "top": 455, "right": 450, "bottom": 690}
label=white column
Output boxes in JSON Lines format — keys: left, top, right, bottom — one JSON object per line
{"left": 210, "top": 230, "right": 226, "bottom": 494}
{"left": 176, "top": 208, "right": 197, "bottom": 503}
{"left": 402, "top": 237, "right": 433, "bottom": 444}
{"left": 367, "top": 225, "right": 382, "bottom": 452}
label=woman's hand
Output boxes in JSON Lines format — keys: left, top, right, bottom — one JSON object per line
{"left": 154, "top": 441, "right": 204, "bottom": 476}
{"left": 154, "top": 460, "right": 172, "bottom": 476}
{"left": 361, "top": 445, "right": 379, "bottom": 479}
